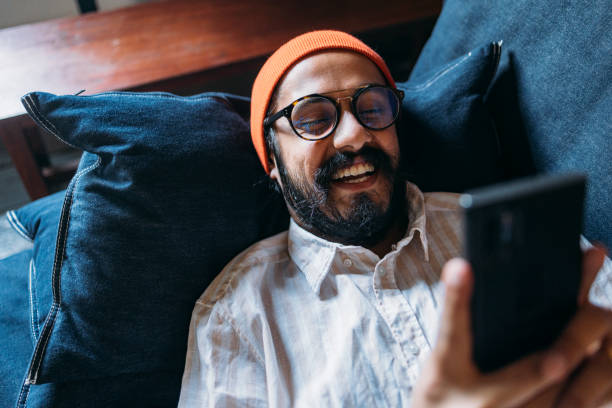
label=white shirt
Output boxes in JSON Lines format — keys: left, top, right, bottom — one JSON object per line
{"left": 178, "top": 182, "right": 612, "bottom": 407}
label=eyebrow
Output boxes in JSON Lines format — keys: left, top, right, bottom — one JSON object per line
{"left": 314, "top": 82, "right": 386, "bottom": 97}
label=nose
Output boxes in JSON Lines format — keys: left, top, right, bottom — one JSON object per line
{"left": 332, "top": 99, "right": 373, "bottom": 152}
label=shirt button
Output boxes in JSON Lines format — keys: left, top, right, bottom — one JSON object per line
{"left": 343, "top": 258, "right": 352, "bottom": 267}
{"left": 379, "top": 267, "right": 385, "bottom": 275}
{"left": 409, "top": 345, "right": 420, "bottom": 355}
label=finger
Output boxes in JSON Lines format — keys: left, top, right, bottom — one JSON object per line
{"left": 478, "top": 349, "right": 568, "bottom": 407}
{"left": 595, "top": 385, "right": 612, "bottom": 408}
{"left": 548, "top": 304, "right": 612, "bottom": 375}
{"left": 435, "top": 258, "right": 474, "bottom": 370}
{"left": 556, "top": 339, "right": 612, "bottom": 408}
{"left": 578, "top": 247, "right": 607, "bottom": 305}
{"left": 521, "top": 384, "right": 563, "bottom": 408}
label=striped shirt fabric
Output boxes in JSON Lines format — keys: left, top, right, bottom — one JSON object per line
{"left": 178, "top": 181, "right": 612, "bottom": 407}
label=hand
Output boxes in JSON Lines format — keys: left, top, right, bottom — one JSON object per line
{"left": 523, "top": 247, "right": 612, "bottom": 408}
{"left": 526, "top": 342, "right": 612, "bottom": 408}
{"left": 412, "top": 247, "right": 612, "bottom": 408}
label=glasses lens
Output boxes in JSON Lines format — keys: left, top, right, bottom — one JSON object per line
{"left": 291, "top": 97, "right": 337, "bottom": 139}
{"left": 355, "top": 87, "right": 399, "bottom": 129}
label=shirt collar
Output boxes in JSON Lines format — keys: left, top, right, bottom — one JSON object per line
{"left": 288, "top": 181, "right": 429, "bottom": 295}
{"left": 396, "top": 182, "right": 429, "bottom": 261}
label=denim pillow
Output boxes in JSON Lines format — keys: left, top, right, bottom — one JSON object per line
{"left": 396, "top": 42, "right": 504, "bottom": 192}
{"left": 16, "top": 92, "right": 289, "bottom": 407}
{"left": 409, "top": 0, "right": 611, "bottom": 248}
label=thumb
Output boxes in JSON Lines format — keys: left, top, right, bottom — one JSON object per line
{"left": 435, "top": 258, "right": 475, "bottom": 370}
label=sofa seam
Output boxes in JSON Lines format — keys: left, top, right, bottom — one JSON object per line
{"left": 6, "top": 211, "right": 33, "bottom": 242}
{"left": 401, "top": 52, "right": 472, "bottom": 92}
{"left": 15, "top": 380, "right": 30, "bottom": 408}
{"left": 28, "top": 259, "right": 41, "bottom": 344}
{"left": 75, "top": 92, "right": 222, "bottom": 102}
{"left": 22, "top": 94, "right": 80, "bottom": 150}
{"left": 25, "top": 156, "right": 101, "bottom": 385}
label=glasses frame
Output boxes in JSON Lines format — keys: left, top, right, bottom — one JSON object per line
{"left": 263, "top": 84, "right": 405, "bottom": 141}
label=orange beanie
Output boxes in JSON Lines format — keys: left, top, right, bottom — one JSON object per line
{"left": 250, "top": 30, "right": 395, "bottom": 173}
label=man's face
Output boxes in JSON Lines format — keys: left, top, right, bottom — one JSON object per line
{"left": 269, "top": 51, "right": 403, "bottom": 246}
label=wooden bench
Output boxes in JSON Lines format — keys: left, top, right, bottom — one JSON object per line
{"left": 0, "top": 0, "right": 441, "bottom": 200}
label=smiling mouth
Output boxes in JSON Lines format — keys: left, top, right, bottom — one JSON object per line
{"left": 331, "top": 162, "right": 376, "bottom": 184}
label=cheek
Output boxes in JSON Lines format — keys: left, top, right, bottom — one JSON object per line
{"left": 291, "top": 141, "right": 331, "bottom": 180}
{"left": 277, "top": 134, "right": 329, "bottom": 181}
{"left": 376, "top": 129, "right": 401, "bottom": 166}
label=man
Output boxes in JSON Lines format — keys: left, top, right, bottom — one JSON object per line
{"left": 179, "top": 31, "right": 612, "bottom": 407}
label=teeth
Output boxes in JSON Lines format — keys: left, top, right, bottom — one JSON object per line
{"left": 345, "top": 175, "right": 369, "bottom": 183}
{"left": 332, "top": 163, "right": 375, "bottom": 180}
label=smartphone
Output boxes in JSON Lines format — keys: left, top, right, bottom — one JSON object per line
{"left": 459, "top": 173, "right": 586, "bottom": 372}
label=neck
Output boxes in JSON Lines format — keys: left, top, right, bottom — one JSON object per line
{"left": 289, "top": 207, "right": 408, "bottom": 259}
{"left": 366, "top": 211, "right": 408, "bottom": 258}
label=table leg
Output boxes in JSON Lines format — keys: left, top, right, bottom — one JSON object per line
{"left": 0, "top": 116, "right": 49, "bottom": 200}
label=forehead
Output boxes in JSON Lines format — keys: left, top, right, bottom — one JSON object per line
{"left": 274, "top": 51, "right": 387, "bottom": 108}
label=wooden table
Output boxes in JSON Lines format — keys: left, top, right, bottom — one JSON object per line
{"left": 0, "top": 0, "right": 441, "bottom": 200}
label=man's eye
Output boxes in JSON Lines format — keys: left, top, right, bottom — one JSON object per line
{"left": 295, "top": 117, "right": 331, "bottom": 134}
{"left": 359, "top": 108, "right": 384, "bottom": 116}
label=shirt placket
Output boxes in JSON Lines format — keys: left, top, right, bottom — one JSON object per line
{"left": 373, "top": 259, "right": 430, "bottom": 386}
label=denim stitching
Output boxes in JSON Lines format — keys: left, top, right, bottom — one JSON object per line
{"left": 25, "top": 157, "right": 101, "bottom": 384}
{"left": 28, "top": 259, "right": 41, "bottom": 344}
{"left": 22, "top": 95, "right": 61, "bottom": 139}
{"left": 15, "top": 379, "right": 30, "bottom": 408}
{"left": 76, "top": 92, "right": 221, "bottom": 101}
{"left": 22, "top": 95, "right": 80, "bottom": 150}
{"left": 6, "top": 211, "right": 33, "bottom": 241}
{"left": 22, "top": 93, "right": 225, "bottom": 151}
{"left": 401, "top": 52, "right": 472, "bottom": 92}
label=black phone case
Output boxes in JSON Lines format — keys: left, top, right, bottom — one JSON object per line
{"left": 460, "top": 173, "right": 585, "bottom": 372}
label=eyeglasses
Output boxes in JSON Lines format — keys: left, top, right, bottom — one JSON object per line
{"left": 263, "top": 84, "right": 404, "bottom": 141}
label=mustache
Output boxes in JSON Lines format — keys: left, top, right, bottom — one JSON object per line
{"left": 314, "top": 146, "right": 395, "bottom": 189}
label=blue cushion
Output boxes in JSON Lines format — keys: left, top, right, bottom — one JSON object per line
{"left": 0, "top": 249, "right": 34, "bottom": 408}
{"left": 1, "top": 191, "right": 63, "bottom": 407}
{"left": 397, "top": 42, "right": 503, "bottom": 192}
{"left": 409, "top": 0, "right": 611, "bottom": 248}
{"left": 11, "top": 191, "right": 65, "bottom": 340}
{"left": 16, "top": 92, "right": 289, "bottom": 406}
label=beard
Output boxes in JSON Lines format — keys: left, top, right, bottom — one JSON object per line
{"left": 273, "top": 145, "right": 406, "bottom": 247}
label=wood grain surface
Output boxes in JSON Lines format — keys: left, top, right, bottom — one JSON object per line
{"left": 0, "top": 0, "right": 441, "bottom": 120}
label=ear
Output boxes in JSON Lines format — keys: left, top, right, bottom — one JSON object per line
{"left": 268, "top": 153, "right": 283, "bottom": 189}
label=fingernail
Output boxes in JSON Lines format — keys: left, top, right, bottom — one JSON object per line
{"left": 586, "top": 340, "right": 601, "bottom": 356}
{"left": 542, "top": 353, "right": 566, "bottom": 381}
{"left": 593, "top": 242, "right": 609, "bottom": 257}
{"left": 444, "top": 258, "right": 467, "bottom": 287}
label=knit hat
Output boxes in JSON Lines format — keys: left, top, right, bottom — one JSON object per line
{"left": 250, "top": 30, "right": 395, "bottom": 173}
